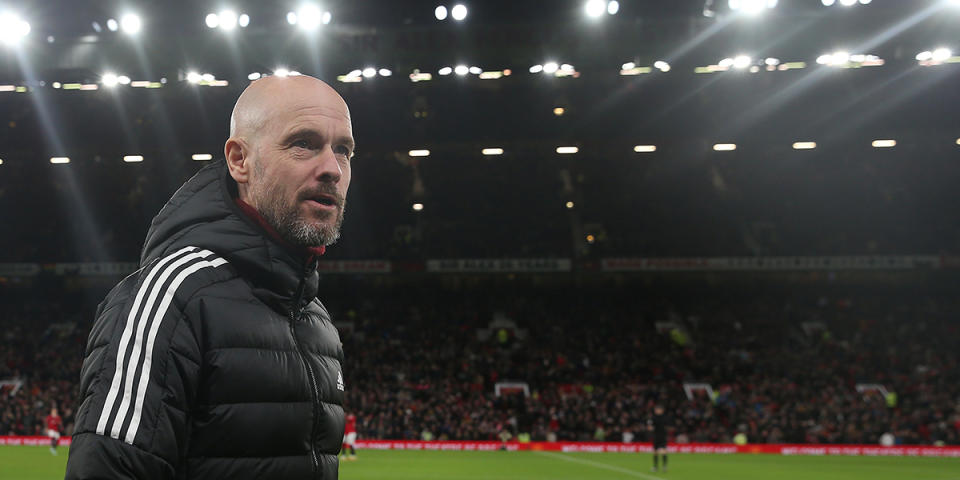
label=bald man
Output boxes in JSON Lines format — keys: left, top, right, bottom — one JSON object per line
{"left": 66, "top": 75, "right": 352, "bottom": 480}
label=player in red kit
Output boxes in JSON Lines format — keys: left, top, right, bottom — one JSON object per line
{"left": 341, "top": 413, "right": 357, "bottom": 461}
{"left": 46, "top": 408, "right": 62, "bottom": 455}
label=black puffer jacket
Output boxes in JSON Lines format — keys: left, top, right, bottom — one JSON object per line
{"left": 66, "top": 160, "right": 345, "bottom": 479}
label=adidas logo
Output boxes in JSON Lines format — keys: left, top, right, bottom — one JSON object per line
{"left": 337, "top": 371, "right": 345, "bottom": 391}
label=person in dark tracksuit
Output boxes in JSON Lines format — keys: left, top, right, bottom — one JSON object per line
{"left": 648, "top": 405, "right": 670, "bottom": 473}
{"left": 65, "top": 75, "right": 356, "bottom": 479}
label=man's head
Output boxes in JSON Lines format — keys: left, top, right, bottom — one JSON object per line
{"left": 225, "top": 75, "right": 354, "bottom": 248}
{"left": 654, "top": 405, "right": 664, "bottom": 415}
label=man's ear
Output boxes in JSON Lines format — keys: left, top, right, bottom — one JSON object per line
{"left": 224, "top": 137, "right": 251, "bottom": 185}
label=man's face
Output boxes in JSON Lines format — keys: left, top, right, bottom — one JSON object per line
{"left": 246, "top": 101, "right": 354, "bottom": 248}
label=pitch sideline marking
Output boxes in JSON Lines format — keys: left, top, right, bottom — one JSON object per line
{"left": 534, "top": 451, "right": 667, "bottom": 480}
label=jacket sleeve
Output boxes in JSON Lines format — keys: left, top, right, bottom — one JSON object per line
{"left": 66, "top": 248, "right": 225, "bottom": 479}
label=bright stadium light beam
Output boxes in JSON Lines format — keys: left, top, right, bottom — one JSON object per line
{"left": 556, "top": 146, "right": 579, "bottom": 154}
{"left": 733, "top": 55, "right": 752, "bottom": 69}
{"left": 0, "top": 13, "right": 31, "bottom": 45}
{"left": 412, "top": 202, "right": 424, "bottom": 212}
{"left": 123, "top": 155, "right": 144, "bottom": 163}
{"left": 543, "top": 62, "right": 559, "bottom": 74}
{"left": 50, "top": 156, "right": 71, "bottom": 164}
{"left": 871, "top": 139, "right": 896, "bottom": 148}
{"left": 101, "top": 73, "right": 119, "bottom": 87}
{"left": 607, "top": 1, "right": 620, "bottom": 14}
{"left": 792, "top": 142, "right": 817, "bottom": 150}
{"left": 238, "top": 14, "right": 250, "bottom": 27}
{"left": 120, "top": 13, "right": 141, "bottom": 34}
{"left": 435, "top": 5, "right": 448, "bottom": 20}
{"left": 585, "top": 0, "right": 606, "bottom": 18}
{"left": 633, "top": 145, "right": 657, "bottom": 153}
{"left": 218, "top": 10, "right": 238, "bottom": 30}
{"left": 186, "top": 71, "right": 202, "bottom": 83}
{"left": 205, "top": 13, "right": 220, "bottom": 28}
{"left": 438, "top": 67, "right": 452, "bottom": 75}
{"left": 713, "top": 143, "right": 737, "bottom": 151}
{"left": 482, "top": 148, "right": 504, "bottom": 155}
{"left": 932, "top": 48, "right": 952, "bottom": 62}
{"left": 192, "top": 153, "right": 213, "bottom": 161}
{"left": 451, "top": 4, "right": 467, "bottom": 21}
{"left": 454, "top": 65, "right": 469, "bottom": 75}
{"left": 409, "top": 149, "right": 431, "bottom": 157}
{"left": 362, "top": 67, "right": 377, "bottom": 78}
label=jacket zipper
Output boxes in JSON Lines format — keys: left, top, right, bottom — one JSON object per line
{"left": 289, "top": 258, "right": 321, "bottom": 477}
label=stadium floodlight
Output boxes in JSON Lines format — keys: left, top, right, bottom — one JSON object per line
{"left": 435, "top": 6, "right": 448, "bottom": 20}
{"left": 792, "top": 142, "right": 817, "bottom": 150}
{"left": 286, "top": 11, "right": 298, "bottom": 24}
{"left": 871, "top": 139, "right": 896, "bottom": 148}
{"left": 482, "top": 148, "right": 504, "bottom": 155}
{"left": 454, "top": 65, "right": 469, "bottom": 75}
{"left": 248, "top": 72, "right": 261, "bottom": 80}
{"left": 438, "top": 67, "right": 453, "bottom": 75}
{"left": 451, "top": 4, "right": 467, "bottom": 21}
{"left": 556, "top": 146, "right": 579, "bottom": 154}
{"left": 192, "top": 153, "right": 213, "bottom": 161}
{"left": 634, "top": 145, "right": 657, "bottom": 153}
{"left": 713, "top": 143, "right": 737, "bottom": 151}
{"left": 205, "top": 13, "right": 220, "bottom": 28}
{"left": 565, "top": 201, "right": 575, "bottom": 209}
{"left": 106, "top": 18, "right": 119, "bottom": 31}
{"left": 218, "top": 10, "right": 238, "bottom": 30}
{"left": 52, "top": 82, "right": 61, "bottom": 88}
{"left": 765, "top": 57, "right": 780, "bottom": 66}
{"left": 412, "top": 202, "right": 424, "bottom": 212}
{"left": 469, "top": 66, "right": 481, "bottom": 74}
{"left": 0, "top": 13, "right": 31, "bottom": 45}
{"left": 123, "top": 155, "right": 144, "bottom": 163}
{"left": 50, "top": 157, "right": 70, "bottom": 164}
{"left": 585, "top": 0, "right": 606, "bottom": 18}
{"left": 553, "top": 107, "right": 565, "bottom": 116}
{"left": 622, "top": 62, "right": 636, "bottom": 70}
{"left": 274, "top": 68, "right": 290, "bottom": 77}
{"left": 730, "top": 0, "right": 778, "bottom": 14}
{"left": 839, "top": 0, "right": 856, "bottom": 5}
{"left": 529, "top": 64, "right": 543, "bottom": 73}
{"left": 543, "top": 62, "right": 559, "bottom": 74}
{"left": 654, "top": 60, "right": 670, "bottom": 72}
{"left": 719, "top": 58, "right": 734, "bottom": 68}
{"left": 186, "top": 71, "right": 202, "bottom": 83}
{"left": 102, "top": 73, "right": 119, "bottom": 87}
{"left": 201, "top": 73, "right": 215, "bottom": 82}
{"left": 362, "top": 67, "right": 377, "bottom": 78}
{"left": 0, "top": 158, "right": 3, "bottom": 165}
{"left": 956, "top": 138, "right": 960, "bottom": 145}
{"left": 120, "top": 13, "right": 141, "bottom": 34}
{"left": 296, "top": 5, "right": 328, "bottom": 30}
{"left": 859, "top": 0, "right": 871, "bottom": 3}
{"left": 379, "top": 68, "right": 392, "bottom": 77}
{"left": 238, "top": 14, "right": 250, "bottom": 27}
{"left": 821, "top": 0, "right": 835, "bottom": 4}
{"left": 916, "top": 51, "right": 933, "bottom": 61}
{"left": 409, "top": 150, "right": 430, "bottom": 157}
{"left": 733, "top": 55, "right": 752, "bottom": 69}
{"left": 932, "top": 48, "right": 952, "bottom": 62}
{"left": 607, "top": 1, "right": 620, "bottom": 14}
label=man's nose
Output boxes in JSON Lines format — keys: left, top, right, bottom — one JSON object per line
{"left": 315, "top": 145, "right": 342, "bottom": 184}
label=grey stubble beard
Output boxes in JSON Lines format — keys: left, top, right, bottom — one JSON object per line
{"left": 249, "top": 164, "right": 345, "bottom": 248}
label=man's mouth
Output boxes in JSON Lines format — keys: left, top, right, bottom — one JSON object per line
{"left": 306, "top": 193, "right": 339, "bottom": 209}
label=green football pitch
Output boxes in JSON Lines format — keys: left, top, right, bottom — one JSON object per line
{"left": 3, "top": 446, "right": 959, "bottom": 479}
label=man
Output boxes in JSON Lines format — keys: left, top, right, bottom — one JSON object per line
{"left": 648, "top": 405, "right": 669, "bottom": 473}
{"left": 341, "top": 413, "right": 357, "bottom": 460}
{"left": 45, "top": 407, "right": 62, "bottom": 455}
{"left": 65, "top": 75, "right": 354, "bottom": 479}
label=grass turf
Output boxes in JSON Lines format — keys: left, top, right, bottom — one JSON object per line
{"left": 2, "top": 446, "right": 958, "bottom": 479}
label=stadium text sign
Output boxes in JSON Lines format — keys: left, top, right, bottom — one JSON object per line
{"left": 426, "top": 258, "right": 572, "bottom": 273}
{"left": 352, "top": 440, "right": 960, "bottom": 458}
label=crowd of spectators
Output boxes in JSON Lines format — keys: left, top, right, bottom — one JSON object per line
{"left": 2, "top": 282, "right": 958, "bottom": 447}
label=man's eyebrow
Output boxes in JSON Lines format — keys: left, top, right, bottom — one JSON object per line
{"left": 281, "top": 129, "right": 355, "bottom": 150}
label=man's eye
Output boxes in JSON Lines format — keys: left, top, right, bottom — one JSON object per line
{"left": 292, "top": 139, "right": 311, "bottom": 149}
{"left": 334, "top": 145, "right": 352, "bottom": 157}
